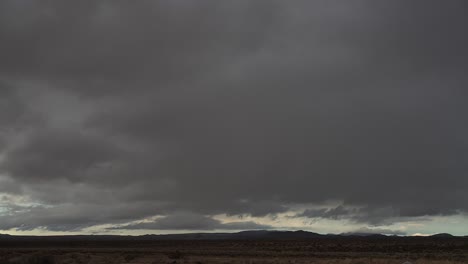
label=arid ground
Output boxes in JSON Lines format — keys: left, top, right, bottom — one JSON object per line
{"left": 0, "top": 237, "right": 467, "bottom": 264}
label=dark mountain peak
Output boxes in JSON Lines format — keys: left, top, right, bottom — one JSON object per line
{"left": 430, "top": 233, "right": 454, "bottom": 238}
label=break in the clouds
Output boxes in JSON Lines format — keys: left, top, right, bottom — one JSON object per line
{"left": 0, "top": 0, "right": 468, "bottom": 235}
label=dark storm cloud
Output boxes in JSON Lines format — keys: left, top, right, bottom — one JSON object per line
{"left": 1, "top": 129, "right": 122, "bottom": 183}
{"left": 0, "top": 0, "right": 468, "bottom": 231}
{"left": 0, "top": 84, "right": 37, "bottom": 132}
{"left": 0, "top": 86, "right": 20, "bottom": 128}
{"left": 0, "top": 0, "right": 277, "bottom": 96}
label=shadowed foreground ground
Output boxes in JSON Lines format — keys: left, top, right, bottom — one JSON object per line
{"left": 0, "top": 237, "right": 467, "bottom": 263}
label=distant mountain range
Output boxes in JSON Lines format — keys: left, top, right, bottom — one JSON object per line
{"left": 0, "top": 230, "right": 465, "bottom": 241}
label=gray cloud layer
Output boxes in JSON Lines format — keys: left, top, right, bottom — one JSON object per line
{"left": 0, "top": 0, "right": 467, "bottom": 231}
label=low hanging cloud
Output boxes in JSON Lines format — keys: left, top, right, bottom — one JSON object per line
{"left": 344, "top": 227, "right": 407, "bottom": 236}
{"left": 0, "top": 0, "right": 467, "bottom": 232}
{"left": 110, "top": 212, "right": 272, "bottom": 231}
{"left": 298, "top": 205, "right": 452, "bottom": 226}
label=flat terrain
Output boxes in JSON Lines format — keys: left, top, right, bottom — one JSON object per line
{"left": 0, "top": 237, "right": 467, "bottom": 264}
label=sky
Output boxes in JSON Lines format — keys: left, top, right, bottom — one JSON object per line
{"left": 0, "top": 0, "right": 467, "bottom": 236}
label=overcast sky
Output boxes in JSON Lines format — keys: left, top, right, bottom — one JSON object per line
{"left": 1, "top": 0, "right": 467, "bottom": 236}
